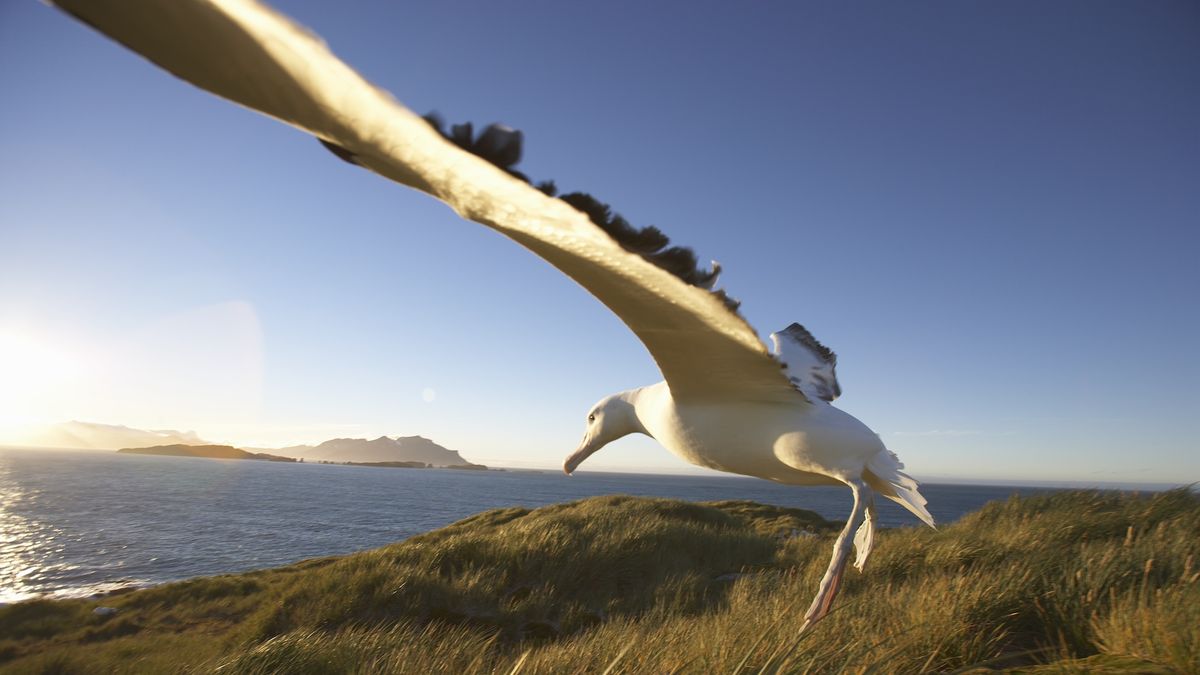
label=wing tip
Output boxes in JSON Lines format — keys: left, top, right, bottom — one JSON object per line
{"left": 780, "top": 323, "right": 837, "bottom": 365}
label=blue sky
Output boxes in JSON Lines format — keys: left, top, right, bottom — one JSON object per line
{"left": 1, "top": 1, "right": 1196, "bottom": 483}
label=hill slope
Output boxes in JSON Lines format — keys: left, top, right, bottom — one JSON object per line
{"left": 1, "top": 490, "right": 1195, "bottom": 673}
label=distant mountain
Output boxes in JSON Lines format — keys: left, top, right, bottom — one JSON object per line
{"left": 21, "top": 421, "right": 212, "bottom": 451}
{"left": 273, "top": 435, "right": 483, "bottom": 467}
{"left": 117, "top": 444, "right": 295, "bottom": 462}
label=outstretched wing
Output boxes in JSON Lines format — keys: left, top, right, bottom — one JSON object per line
{"left": 770, "top": 323, "right": 841, "bottom": 402}
{"left": 52, "top": 0, "right": 806, "bottom": 404}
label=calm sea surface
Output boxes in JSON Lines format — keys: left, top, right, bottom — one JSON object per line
{"left": 0, "top": 447, "right": 1149, "bottom": 604}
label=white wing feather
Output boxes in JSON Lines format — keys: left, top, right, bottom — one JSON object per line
{"left": 52, "top": 0, "right": 804, "bottom": 404}
{"left": 770, "top": 323, "right": 841, "bottom": 402}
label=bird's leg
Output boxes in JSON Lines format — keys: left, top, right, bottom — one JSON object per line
{"left": 853, "top": 490, "right": 877, "bottom": 572}
{"left": 800, "top": 478, "right": 869, "bottom": 632}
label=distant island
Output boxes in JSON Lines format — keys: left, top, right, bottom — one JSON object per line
{"left": 17, "top": 421, "right": 489, "bottom": 470}
{"left": 269, "top": 435, "right": 487, "bottom": 469}
{"left": 321, "top": 460, "right": 429, "bottom": 469}
{"left": 117, "top": 437, "right": 488, "bottom": 470}
{"left": 311, "top": 459, "right": 488, "bottom": 470}
{"left": 117, "top": 444, "right": 296, "bottom": 462}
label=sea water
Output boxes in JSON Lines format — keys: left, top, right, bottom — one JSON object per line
{"left": 0, "top": 447, "right": 1145, "bottom": 603}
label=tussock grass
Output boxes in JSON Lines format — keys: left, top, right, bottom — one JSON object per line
{"left": 1, "top": 490, "right": 1196, "bottom": 674}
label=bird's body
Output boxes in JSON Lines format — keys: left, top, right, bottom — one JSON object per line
{"left": 50, "top": 0, "right": 935, "bottom": 630}
{"left": 581, "top": 381, "right": 869, "bottom": 487}
{"left": 563, "top": 374, "right": 932, "bottom": 629}
{"left": 673, "top": 396, "right": 880, "bottom": 485}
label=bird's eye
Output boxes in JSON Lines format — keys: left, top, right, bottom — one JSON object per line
{"left": 588, "top": 414, "right": 595, "bottom": 423}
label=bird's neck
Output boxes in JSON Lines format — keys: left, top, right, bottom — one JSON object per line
{"left": 619, "top": 383, "right": 667, "bottom": 438}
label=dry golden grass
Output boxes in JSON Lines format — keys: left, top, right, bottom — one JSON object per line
{"left": 1, "top": 489, "right": 1196, "bottom": 674}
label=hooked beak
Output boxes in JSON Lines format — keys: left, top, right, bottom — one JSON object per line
{"left": 563, "top": 433, "right": 599, "bottom": 475}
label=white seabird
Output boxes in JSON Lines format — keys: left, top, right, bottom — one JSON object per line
{"left": 51, "top": 0, "right": 936, "bottom": 630}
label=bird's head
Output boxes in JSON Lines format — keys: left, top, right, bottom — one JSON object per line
{"left": 563, "top": 393, "right": 643, "bottom": 474}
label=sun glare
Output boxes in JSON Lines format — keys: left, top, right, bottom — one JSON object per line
{"left": 0, "top": 330, "right": 84, "bottom": 434}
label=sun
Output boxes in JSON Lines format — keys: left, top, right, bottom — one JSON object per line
{"left": 0, "top": 329, "right": 85, "bottom": 435}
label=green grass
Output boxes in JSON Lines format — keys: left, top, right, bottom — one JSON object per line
{"left": 1, "top": 490, "right": 1196, "bottom": 674}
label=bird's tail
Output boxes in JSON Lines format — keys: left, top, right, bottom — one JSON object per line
{"left": 864, "top": 449, "right": 935, "bottom": 528}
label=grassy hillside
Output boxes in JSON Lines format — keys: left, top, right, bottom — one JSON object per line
{"left": 1, "top": 489, "right": 1196, "bottom": 674}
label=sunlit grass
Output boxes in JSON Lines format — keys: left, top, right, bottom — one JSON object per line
{"left": 1, "top": 490, "right": 1196, "bottom": 673}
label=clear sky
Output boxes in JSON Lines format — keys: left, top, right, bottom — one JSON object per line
{"left": 1, "top": 1, "right": 1197, "bottom": 483}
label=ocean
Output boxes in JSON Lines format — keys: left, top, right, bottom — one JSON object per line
{"left": 0, "top": 446, "right": 1140, "bottom": 604}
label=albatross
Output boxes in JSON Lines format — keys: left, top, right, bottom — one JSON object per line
{"left": 51, "top": 0, "right": 936, "bottom": 630}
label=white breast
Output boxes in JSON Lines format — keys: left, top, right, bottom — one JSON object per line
{"left": 636, "top": 384, "right": 879, "bottom": 485}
